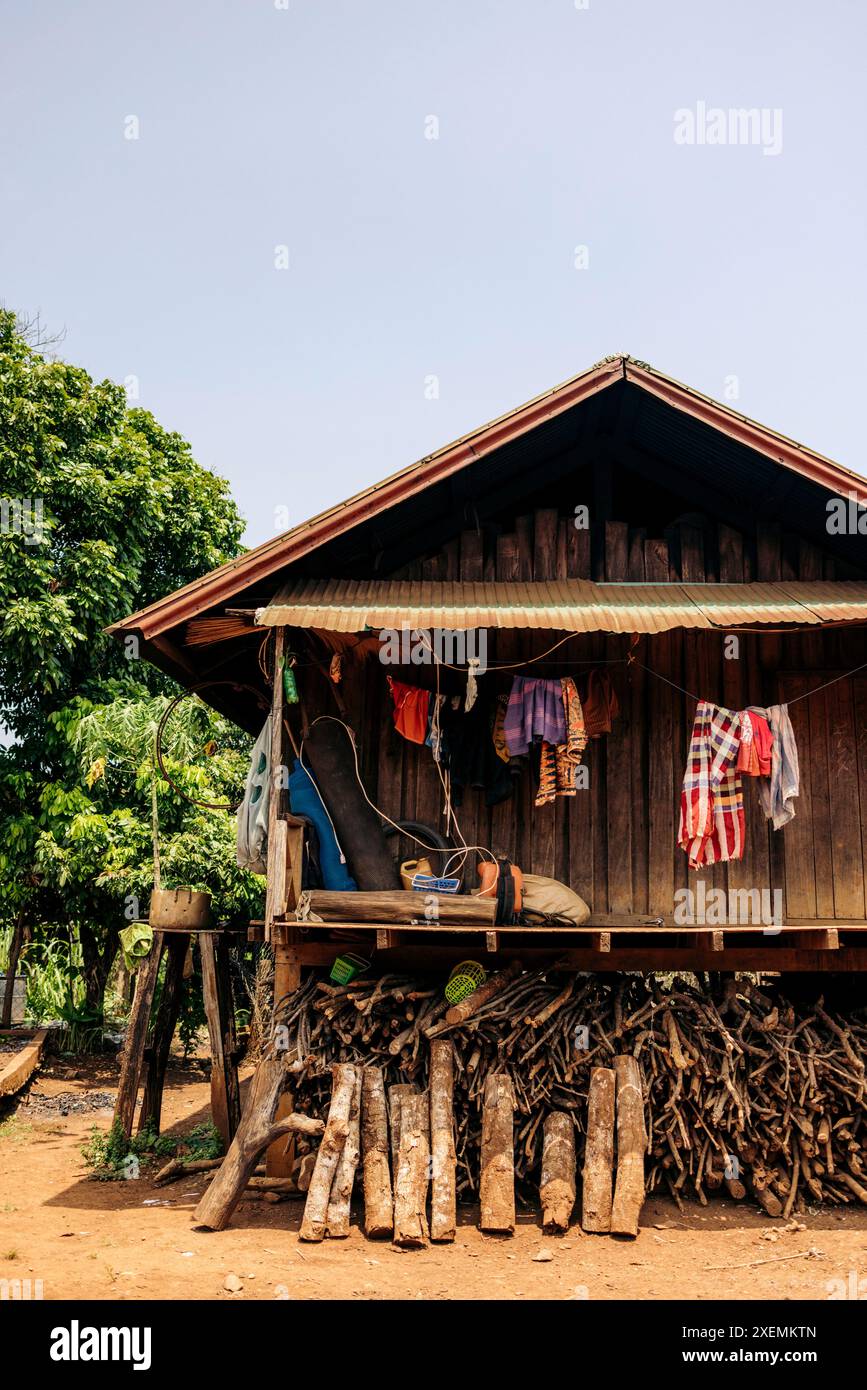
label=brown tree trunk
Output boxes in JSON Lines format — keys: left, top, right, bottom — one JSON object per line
{"left": 429, "top": 1039, "right": 456, "bottom": 1242}
{"left": 388, "top": 1082, "right": 419, "bottom": 1180}
{"left": 1, "top": 908, "right": 25, "bottom": 1029}
{"left": 361, "top": 1067, "right": 393, "bottom": 1239}
{"left": 326, "top": 1067, "right": 363, "bottom": 1237}
{"left": 299, "top": 1063, "right": 358, "bottom": 1242}
{"left": 479, "top": 1072, "right": 515, "bottom": 1233}
{"left": 540, "top": 1111, "right": 576, "bottom": 1233}
{"left": 392, "top": 1090, "right": 430, "bottom": 1247}
{"left": 582, "top": 1066, "right": 615, "bottom": 1232}
{"left": 609, "top": 1055, "right": 646, "bottom": 1237}
{"left": 192, "top": 1055, "right": 323, "bottom": 1231}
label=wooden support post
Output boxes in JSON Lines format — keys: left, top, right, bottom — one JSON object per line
{"left": 540, "top": 1111, "right": 576, "bottom": 1233}
{"left": 392, "top": 1090, "right": 430, "bottom": 1247}
{"left": 361, "top": 1067, "right": 393, "bottom": 1238}
{"left": 610, "top": 1054, "right": 646, "bottom": 1237}
{"left": 479, "top": 1072, "right": 515, "bottom": 1233}
{"left": 200, "top": 933, "right": 241, "bottom": 1147}
{"left": 192, "top": 1055, "right": 323, "bottom": 1231}
{"left": 138, "top": 932, "right": 189, "bottom": 1133}
{"left": 429, "top": 1039, "right": 456, "bottom": 1242}
{"left": 1, "top": 908, "right": 26, "bottom": 1029}
{"left": 267, "top": 934, "right": 302, "bottom": 1177}
{"left": 299, "top": 1063, "right": 358, "bottom": 1242}
{"left": 326, "top": 1068, "right": 363, "bottom": 1237}
{"left": 582, "top": 1066, "right": 615, "bottom": 1232}
{"left": 114, "top": 932, "right": 165, "bottom": 1138}
{"left": 264, "top": 626, "right": 286, "bottom": 941}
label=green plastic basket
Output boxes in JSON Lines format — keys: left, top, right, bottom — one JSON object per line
{"left": 445, "top": 960, "right": 486, "bottom": 1004}
{"left": 329, "top": 952, "right": 370, "bottom": 985}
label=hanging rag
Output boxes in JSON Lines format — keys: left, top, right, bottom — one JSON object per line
{"left": 678, "top": 701, "right": 744, "bottom": 868}
{"left": 758, "top": 703, "right": 800, "bottom": 829}
{"left": 535, "top": 679, "right": 588, "bottom": 806}
{"left": 465, "top": 657, "right": 481, "bottom": 712}
{"left": 581, "top": 668, "right": 620, "bottom": 738}
{"left": 119, "top": 922, "right": 154, "bottom": 972}
{"left": 503, "top": 677, "right": 567, "bottom": 756}
{"left": 737, "top": 709, "right": 774, "bottom": 778}
{"left": 236, "top": 718, "right": 271, "bottom": 873}
{"left": 387, "top": 677, "right": 431, "bottom": 744}
{"left": 491, "top": 693, "right": 511, "bottom": 763}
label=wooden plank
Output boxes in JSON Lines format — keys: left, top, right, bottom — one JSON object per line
{"left": 647, "top": 632, "right": 675, "bottom": 915}
{"left": 459, "top": 529, "right": 484, "bottom": 581}
{"left": 717, "top": 524, "right": 744, "bottom": 584}
{"left": 486, "top": 931, "right": 500, "bottom": 954}
{"left": 0, "top": 1027, "right": 48, "bottom": 1098}
{"left": 531, "top": 510, "right": 558, "bottom": 879}
{"left": 643, "top": 538, "right": 670, "bottom": 583}
{"left": 807, "top": 686, "right": 835, "bottom": 918}
{"left": 138, "top": 933, "right": 189, "bottom": 1134}
{"left": 604, "top": 521, "right": 628, "bottom": 581}
{"left": 678, "top": 524, "right": 705, "bottom": 582}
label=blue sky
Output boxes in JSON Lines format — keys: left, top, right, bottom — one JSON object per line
{"left": 2, "top": 0, "right": 865, "bottom": 546}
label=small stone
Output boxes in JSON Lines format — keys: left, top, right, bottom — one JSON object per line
{"left": 223, "top": 1273, "right": 243, "bottom": 1293}
{"left": 532, "top": 1249, "right": 554, "bottom": 1262}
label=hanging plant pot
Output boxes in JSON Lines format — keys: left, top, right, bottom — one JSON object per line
{"left": 148, "top": 888, "right": 212, "bottom": 930}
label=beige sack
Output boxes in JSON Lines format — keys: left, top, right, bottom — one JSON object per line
{"left": 521, "top": 874, "right": 590, "bottom": 925}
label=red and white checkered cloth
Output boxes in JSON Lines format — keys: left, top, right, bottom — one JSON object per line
{"left": 678, "top": 701, "right": 744, "bottom": 869}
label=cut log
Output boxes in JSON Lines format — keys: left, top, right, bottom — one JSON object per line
{"left": 479, "top": 1072, "right": 515, "bottom": 1233}
{"left": 429, "top": 1039, "right": 456, "bottom": 1242}
{"left": 388, "top": 1082, "right": 419, "bottom": 1181}
{"left": 582, "top": 1066, "right": 615, "bottom": 1232}
{"left": 308, "top": 889, "right": 496, "bottom": 925}
{"left": 540, "top": 1111, "right": 576, "bottom": 1233}
{"left": 392, "top": 1090, "right": 430, "bottom": 1247}
{"left": 299, "top": 1063, "right": 359, "bottom": 1242}
{"left": 444, "top": 959, "right": 522, "bottom": 1027}
{"left": 326, "top": 1067, "right": 363, "bottom": 1238}
{"left": 192, "top": 1055, "right": 324, "bottom": 1231}
{"left": 609, "top": 1055, "right": 646, "bottom": 1237}
{"left": 361, "top": 1067, "right": 393, "bottom": 1238}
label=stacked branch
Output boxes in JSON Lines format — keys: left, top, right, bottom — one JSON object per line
{"left": 274, "top": 969, "right": 867, "bottom": 1218}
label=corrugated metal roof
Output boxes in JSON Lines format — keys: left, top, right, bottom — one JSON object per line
{"left": 257, "top": 579, "right": 867, "bottom": 635}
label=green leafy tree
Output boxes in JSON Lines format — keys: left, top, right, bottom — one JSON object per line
{"left": 0, "top": 308, "right": 256, "bottom": 1013}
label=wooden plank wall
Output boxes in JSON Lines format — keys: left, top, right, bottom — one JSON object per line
{"left": 335, "top": 511, "right": 867, "bottom": 922}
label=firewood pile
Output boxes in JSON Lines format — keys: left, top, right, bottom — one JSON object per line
{"left": 277, "top": 966, "right": 867, "bottom": 1218}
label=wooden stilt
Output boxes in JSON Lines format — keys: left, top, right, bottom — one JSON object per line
{"left": 200, "top": 933, "right": 241, "bottom": 1147}
{"left": 138, "top": 932, "right": 189, "bottom": 1133}
{"left": 1, "top": 908, "right": 26, "bottom": 1029}
{"left": 114, "top": 932, "right": 165, "bottom": 1137}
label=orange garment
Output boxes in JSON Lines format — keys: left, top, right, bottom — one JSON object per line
{"left": 387, "top": 677, "right": 430, "bottom": 745}
{"left": 737, "top": 710, "right": 774, "bottom": 778}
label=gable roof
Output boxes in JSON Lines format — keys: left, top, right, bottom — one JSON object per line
{"left": 107, "top": 354, "right": 867, "bottom": 644}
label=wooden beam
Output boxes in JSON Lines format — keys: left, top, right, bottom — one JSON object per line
{"left": 264, "top": 626, "right": 286, "bottom": 941}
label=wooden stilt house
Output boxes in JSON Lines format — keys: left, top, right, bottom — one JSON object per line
{"left": 109, "top": 353, "right": 867, "bottom": 1001}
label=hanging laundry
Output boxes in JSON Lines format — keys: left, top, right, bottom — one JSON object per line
{"left": 503, "top": 677, "right": 567, "bottom": 756}
{"left": 491, "top": 693, "right": 511, "bottom": 763}
{"left": 439, "top": 697, "right": 514, "bottom": 808}
{"left": 581, "top": 668, "right": 620, "bottom": 738}
{"left": 387, "top": 676, "right": 431, "bottom": 744}
{"left": 535, "top": 679, "right": 588, "bottom": 806}
{"left": 678, "top": 701, "right": 744, "bottom": 868}
{"left": 758, "top": 703, "right": 800, "bottom": 828}
{"left": 737, "top": 709, "right": 774, "bottom": 778}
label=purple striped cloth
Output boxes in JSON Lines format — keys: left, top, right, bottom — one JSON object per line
{"left": 503, "top": 678, "right": 566, "bottom": 756}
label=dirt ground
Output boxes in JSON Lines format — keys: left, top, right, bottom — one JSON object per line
{"left": 1, "top": 1053, "right": 865, "bottom": 1302}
